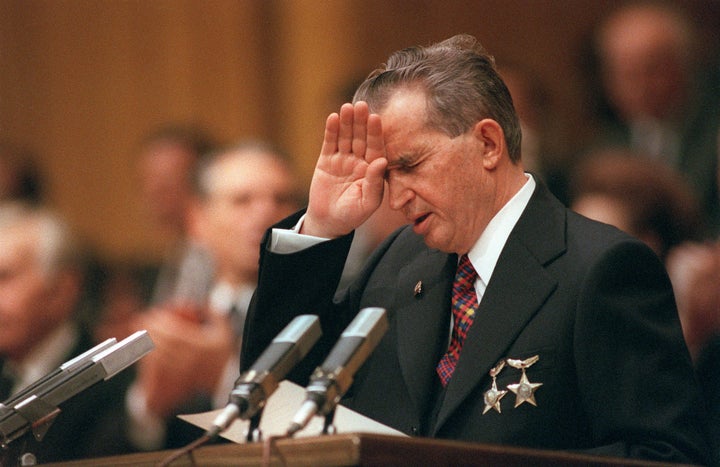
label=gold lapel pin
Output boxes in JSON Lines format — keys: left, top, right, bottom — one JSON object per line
{"left": 413, "top": 280, "right": 423, "bottom": 297}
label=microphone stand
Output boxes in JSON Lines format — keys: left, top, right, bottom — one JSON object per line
{"left": 246, "top": 408, "right": 263, "bottom": 443}
{"left": 0, "top": 432, "right": 32, "bottom": 467}
{"left": 322, "top": 407, "right": 337, "bottom": 436}
{"left": 0, "top": 397, "right": 60, "bottom": 466}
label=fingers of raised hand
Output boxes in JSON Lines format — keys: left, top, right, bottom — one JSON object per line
{"left": 334, "top": 102, "right": 373, "bottom": 157}
{"left": 365, "top": 113, "right": 384, "bottom": 163}
{"left": 337, "top": 103, "right": 355, "bottom": 154}
{"left": 321, "top": 112, "right": 340, "bottom": 157}
{"left": 352, "top": 102, "right": 369, "bottom": 157}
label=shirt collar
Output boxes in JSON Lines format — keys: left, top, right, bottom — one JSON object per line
{"left": 467, "top": 173, "right": 535, "bottom": 288}
{"left": 10, "top": 321, "right": 78, "bottom": 392}
{"left": 209, "top": 281, "right": 255, "bottom": 316}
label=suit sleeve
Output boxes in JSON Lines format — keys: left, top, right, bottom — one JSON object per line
{"left": 574, "top": 240, "right": 712, "bottom": 464}
{"left": 240, "top": 210, "right": 355, "bottom": 381}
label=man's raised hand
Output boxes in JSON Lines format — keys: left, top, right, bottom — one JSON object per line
{"left": 303, "top": 101, "right": 387, "bottom": 238}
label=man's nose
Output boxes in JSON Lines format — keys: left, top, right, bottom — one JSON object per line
{"left": 386, "top": 177, "right": 413, "bottom": 211}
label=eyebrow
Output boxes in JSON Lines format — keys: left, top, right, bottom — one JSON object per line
{"left": 386, "top": 152, "right": 421, "bottom": 171}
{"left": 385, "top": 135, "right": 439, "bottom": 171}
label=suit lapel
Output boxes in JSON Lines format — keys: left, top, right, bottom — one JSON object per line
{"left": 395, "top": 248, "right": 456, "bottom": 417}
{"left": 433, "top": 181, "right": 566, "bottom": 434}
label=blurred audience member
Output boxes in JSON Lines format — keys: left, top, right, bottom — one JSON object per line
{"left": 136, "top": 123, "right": 218, "bottom": 306}
{"left": 666, "top": 241, "right": 720, "bottom": 361}
{"left": 569, "top": 148, "right": 703, "bottom": 261}
{"left": 498, "top": 63, "right": 570, "bottom": 204}
{"left": 0, "top": 202, "right": 132, "bottom": 463}
{"left": 125, "top": 140, "right": 301, "bottom": 450}
{"left": 666, "top": 240, "right": 720, "bottom": 462}
{"left": 590, "top": 2, "right": 720, "bottom": 232}
{"left": 0, "top": 141, "right": 44, "bottom": 204}
{"left": 90, "top": 124, "right": 217, "bottom": 343}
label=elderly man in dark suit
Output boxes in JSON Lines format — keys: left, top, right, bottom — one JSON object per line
{"left": 241, "top": 35, "right": 711, "bottom": 464}
{"left": 0, "top": 202, "right": 133, "bottom": 463}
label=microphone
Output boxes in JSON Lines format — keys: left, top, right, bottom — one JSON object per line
{"left": 209, "top": 314, "right": 321, "bottom": 435}
{"left": 0, "top": 331, "right": 154, "bottom": 447}
{"left": 1, "top": 338, "right": 118, "bottom": 408}
{"left": 286, "top": 307, "right": 388, "bottom": 436}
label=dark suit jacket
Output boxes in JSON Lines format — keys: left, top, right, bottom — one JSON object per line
{"left": 242, "top": 182, "right": 712, "bottom": 464}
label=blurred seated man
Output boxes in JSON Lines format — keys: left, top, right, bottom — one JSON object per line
{"left": 125, "top": 140, "right": 301, "bottom": 450}
{"left": 90, "top": 124, "right": 217, "bottom": 345}
{"left": 0, "top": 202, "right": 133, "bottom": 463}
{"left": 136, "top": 123, "right": 218, "bottom": 307}
{"left": 497, "top": 63, "right": 570, "bottom": 204}
{"left": 591, "top": 2, "right": 720, "bottom": 232}
{"left": 569, "top": 148, "right": 704, "bottom": 262}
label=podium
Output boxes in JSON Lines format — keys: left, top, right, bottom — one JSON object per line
{"left": 42, "top": 433, "right": 691, "bottom": 466}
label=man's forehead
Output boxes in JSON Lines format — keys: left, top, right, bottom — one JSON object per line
{"left": 210, "top": 154, "right": 292, "bottom": 187}
{"left": 379, "top": 87, "right": 427, "bottom": 117}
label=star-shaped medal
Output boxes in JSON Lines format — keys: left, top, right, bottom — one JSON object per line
{"left": 482, "top": 361, "right": 507, "bottom": 414}
{"left": 483, "top": 379, "right": 507, "bottom": 414}
{"left": 507, "top": 371, "right": 543, "bottom": 407}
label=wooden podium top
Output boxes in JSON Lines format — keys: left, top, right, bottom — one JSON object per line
{"left": 42, "top": 433, "right": 695, "bottom": 467}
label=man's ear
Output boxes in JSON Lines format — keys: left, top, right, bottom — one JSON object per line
{"left": 471, "top": 119, "right": 506, "bottom": 170}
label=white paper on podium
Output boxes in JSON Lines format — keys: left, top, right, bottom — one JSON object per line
{"left": 178, "top": 380, "right": 407, "bottom": 443}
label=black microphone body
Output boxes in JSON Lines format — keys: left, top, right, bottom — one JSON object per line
{"left": 287, "top": 307, "right": 388, "bottom": 436}
{"left": 210, "top": 314, "right": 321, "bottom": 434}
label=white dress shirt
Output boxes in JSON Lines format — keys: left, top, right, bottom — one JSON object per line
{"left": 3, "top": 321, "right": 78, "bottom": 396}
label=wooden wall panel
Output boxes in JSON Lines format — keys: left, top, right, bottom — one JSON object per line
{"left": 0, "top": 0, "right": 273, "bottom": 261}
{"left": 265, "top": 0, "right": 361, "bottom": 187}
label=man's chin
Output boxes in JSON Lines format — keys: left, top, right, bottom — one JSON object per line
{"left": 421, "top": 234, "right": 454, "bottom": 254}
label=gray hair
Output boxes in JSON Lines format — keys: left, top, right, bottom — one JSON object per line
{"left": 353, "top": 34, "right": 522, "bottom": 162}
{"left": 194, "top": 139, "right": 297, "bottom": 199}
{"left": 0, "top": 202, "right": 79, "bottom": 278}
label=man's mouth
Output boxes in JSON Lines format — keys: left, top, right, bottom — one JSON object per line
{"left": 414, "top": 213, "right": 430, "bottom": 226}
{"left": 412, "top": 213, "right": 432, "bottom": 235}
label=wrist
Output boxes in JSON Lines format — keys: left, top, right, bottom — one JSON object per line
{"left": 301, "top": 214, "right": 347, "bottom": 239}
